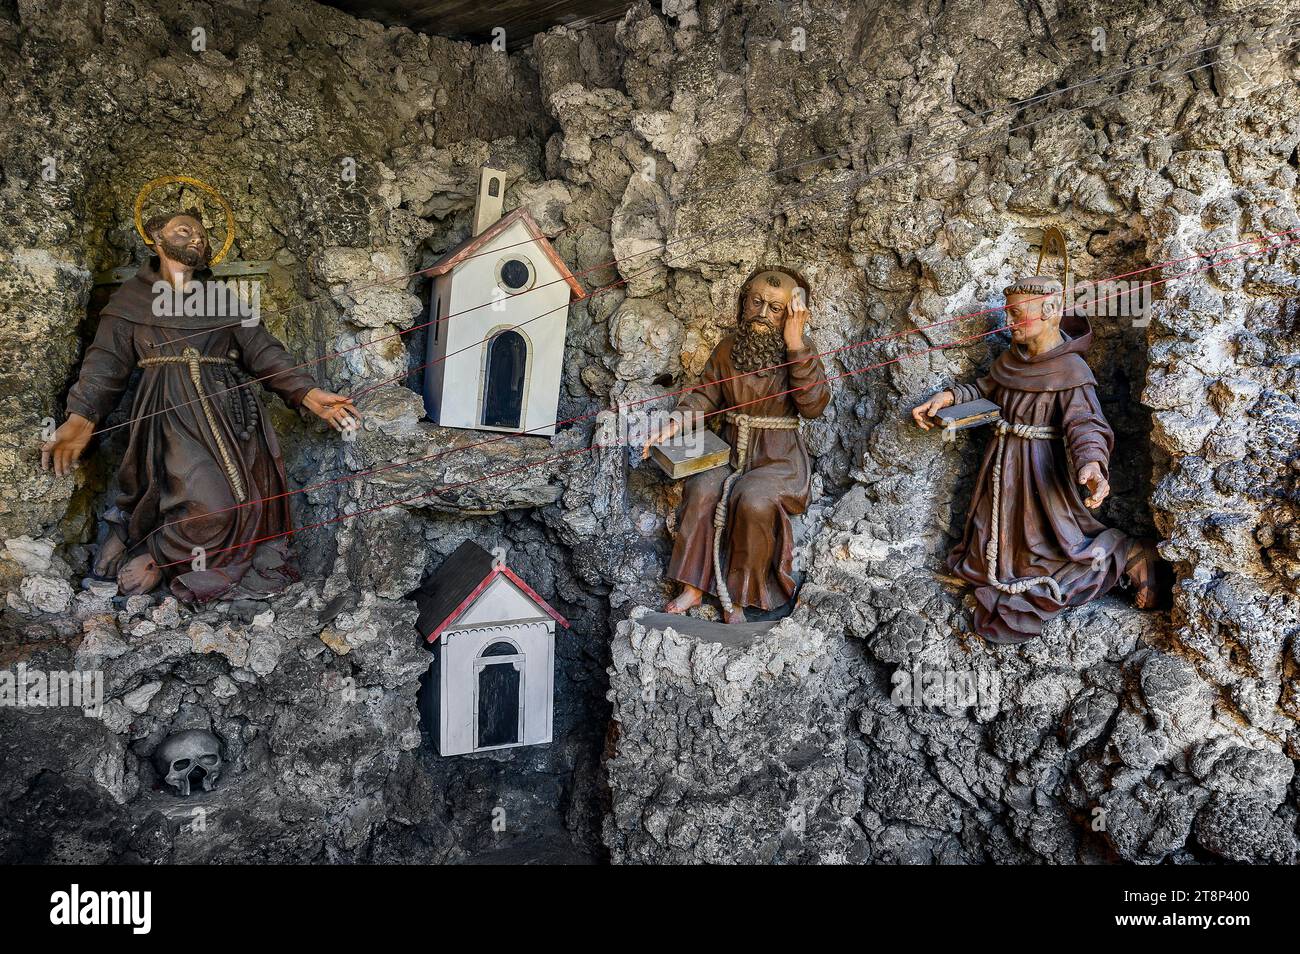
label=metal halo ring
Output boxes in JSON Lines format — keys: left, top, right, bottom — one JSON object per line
{"left": 1035, "top": 225, "right": 1070, "bottom": 291}
{"left": 134, "top": 175, "right": 236, "bottom": 266}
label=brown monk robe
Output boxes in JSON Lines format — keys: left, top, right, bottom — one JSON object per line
{"left": 914, "top": 277, "right": 1156, "bottom": 644}
{"left": 42, "top": 209, "right": 359, "bottom": 603}
{"left": 644, "top": 268, "right": 830, "bottom": 622}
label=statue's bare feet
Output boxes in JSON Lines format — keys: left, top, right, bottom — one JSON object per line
{"left": 723, "top": 606, "right": 747, "bottom": 625}
{"left": 1125, "top": 540, "right": 1158, "bottom": 609}
{"left": 118, "top": 554, "right": 162, "bottom": 596}
{"left": 665, "top": 584, "right": 704, "bottom": 614}
{"left": 94, "top": 535, "right": 128, "bottom": 579}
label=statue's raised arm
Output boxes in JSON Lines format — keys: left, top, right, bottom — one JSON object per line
{"left": 43, "top": 190, "right": 359, "bottom": 603}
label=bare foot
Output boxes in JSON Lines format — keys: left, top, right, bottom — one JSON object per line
{"left": 665, "top": 584, "right": 704, "bottom": 614}
{"left": 724, "top": 606, "right": 747, "bottom": 624}
{"left": 1125, "top": 540, "right": 1158, "bottom": 609}
{"left": 118, "top": 554, "right": 162, "bottom": 596}
{"left": 94, "top": 535, "right": 128, "bottom": 579}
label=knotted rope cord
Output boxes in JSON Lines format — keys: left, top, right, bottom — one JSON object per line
{"left": 984, "top": 419, "right": 1063, "bottom": 602}
{"left": 138, "top": 347, "right": 247, "bottom": 503}
{"left": 712, "top": 411, "right": 801, "bottom": 616}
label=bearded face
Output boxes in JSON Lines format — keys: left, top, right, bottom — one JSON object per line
{"left": 731, "top": 271, "right": 797, "bottom": 373}
{"left": 732, "top": 322, "right": 788, "bottom": 373}
{"left": 152, "top": 215, "right": 211, "bottom": 269}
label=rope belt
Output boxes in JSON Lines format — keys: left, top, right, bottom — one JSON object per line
{"left": 712, "top": 412, "right": 801, "bottom": 615}
{"left": 984, "top": 420, "right": 1062, "bottom": 602}
{"left": 138, "top": 347, "right": 247, "bottom": 503}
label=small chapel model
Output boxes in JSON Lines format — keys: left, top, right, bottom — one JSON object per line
{"left": 422, "top": 166, "right": 586, "bottom": 436}
{"left": 415, "top": 540, "right": 569, "bottom": 756}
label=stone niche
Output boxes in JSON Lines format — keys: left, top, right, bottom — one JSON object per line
{"left": 1, "top": 0, "right": 1298, "bottom": 866}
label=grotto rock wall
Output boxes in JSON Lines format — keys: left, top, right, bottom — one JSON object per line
{"left": 0, "top": 0, "right": 607, "bottom": 862}
{"left": 1, "top": 0, "right": 1298, "bottom": 864}
{"left": 598, "top": 0, "right": 1300, "bottom": 864}
{"left": 1, "top": 579, "right": 429, "bottom": 862}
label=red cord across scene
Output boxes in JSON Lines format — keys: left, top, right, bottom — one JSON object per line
{"left": 135, "top": 223, "right": 1300, "bottom": 553}
{"left": 89, "top": 27, "right": 1299, "bottom": 440}
{"left": 153, "top": 231, "right": 1300, "bottom": 571}
{"left": 140, "top": 9, "right": 1278, "bottom": 351}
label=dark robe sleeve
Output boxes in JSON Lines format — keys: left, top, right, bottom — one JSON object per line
{"left": 785, "top": 343, "right": 830, "bottom": 418}
{"left": 65, "top": 314, "right": 136, "bottom": 424}
{"left": 950, "top": 374, "right": 994, "bottom": 405}
{"left": 235, "top": 323, "right": 319, "bottom": 409}
{"left": 1060, "top": 384, "right": 1114, "bottom": 480}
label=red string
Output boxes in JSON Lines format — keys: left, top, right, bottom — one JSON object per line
{"left": 138, "top": 226, "right": 1300, "bottom": 550}
{"left": 350, "top": 224, "right": 1300, "bottom": 402}
{"left": 133, "top": 12, "right": 1279, "bottom": 351}
{"left": 154, "top": 226, "right": 1300, "bottom": 571}
{"left": 92, "top": 32, "right": 1299, "bottom": 441}
{"left": 148, "top": 230, "right": 570, "bottom": 349}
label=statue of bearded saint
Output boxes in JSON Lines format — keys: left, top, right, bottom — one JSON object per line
{"left": 912, "top": 274, "right": 1160, "bottom": 644}
{"left": 40, "top": 209, "right": 359, "bottom": 602}
{"left": 642, "top": 267, "right": 830, "bottom": 624}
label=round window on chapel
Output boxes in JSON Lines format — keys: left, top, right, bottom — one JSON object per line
{"left": 497, "top": 256, "right": 535, "bottom": 293}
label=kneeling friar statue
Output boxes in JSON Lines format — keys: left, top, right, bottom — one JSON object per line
{"left": 912, "top": 262, "right": 1158, "bottom": 644}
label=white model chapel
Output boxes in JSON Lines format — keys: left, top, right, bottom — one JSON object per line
{"left": 422, "top": 166, "right": 586, "bottom": 436}
{"left": 415, "top": 540, "right": 569, "bottom": 756}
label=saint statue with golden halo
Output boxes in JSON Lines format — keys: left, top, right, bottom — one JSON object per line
{"left": 41, "top": 176, "right": 360, "bottom": 602}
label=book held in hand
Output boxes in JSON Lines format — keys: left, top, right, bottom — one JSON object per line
{"left": 935, "top": 399, "right": 1002, "bottom": 431}
{"left": 650, "top": 429, "right": 731, "bottom": 479}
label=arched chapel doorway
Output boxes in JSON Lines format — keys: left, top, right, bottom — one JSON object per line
{"left": 475, "top": 639, "right": 523, "bottom": 748}
{"left": 481, "top": 330, "right": 527, "bottom": 429}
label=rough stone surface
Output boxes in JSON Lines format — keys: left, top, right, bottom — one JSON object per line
{"left": 1, "top": 0, "right": 1298, "bottom": 863}
{"left": 595, "top": 0, "right": 1300, "bottom": 865}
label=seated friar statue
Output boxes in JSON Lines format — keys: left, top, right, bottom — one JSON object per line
{"left": 642, "top": 266, "right": 831, "bottom": 624}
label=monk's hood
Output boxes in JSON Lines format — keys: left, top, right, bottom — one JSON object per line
{"left": 100, "top": 258, "right": 241, "bottom": 330}
{"left": 988, "top": 311, "right": 1097, "bottom": 392}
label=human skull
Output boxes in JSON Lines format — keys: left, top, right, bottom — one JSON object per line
{"left": 153, "top": 729, "right": 222, "bottom": 796}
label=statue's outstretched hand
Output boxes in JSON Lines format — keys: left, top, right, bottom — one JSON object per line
{"left": 1078, "top": 461, "right": 1110, "bottom": 508}
{"left": 911, "top": 391, "right": 954, "bottom": 430}
{"left": 304, "top": 388, "right": 361, "bottom": 434}
{"left": 41, "top": 414, "right": 94, "bottom": 477}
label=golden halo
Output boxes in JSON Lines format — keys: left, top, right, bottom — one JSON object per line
{"left": 134, "top": 175, "right": 236, "bottom": 266}
{"left": 1035, "top": 225, "right": 1070, "bottom": 290}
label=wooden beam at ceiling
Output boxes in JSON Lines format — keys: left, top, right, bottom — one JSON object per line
{"left": 321, "top": 1, "right": 635, "bottom": 48}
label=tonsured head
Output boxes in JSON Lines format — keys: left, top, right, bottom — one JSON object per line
{"left": 740, "top": 270, "right": 800, "bottom": 336}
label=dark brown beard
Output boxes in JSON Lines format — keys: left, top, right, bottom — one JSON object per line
{"left": 159, "top": 236, "right": 210, "bottom": 269}
{"left": 731, "top": 322, "right": 787, "bottom": 373}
